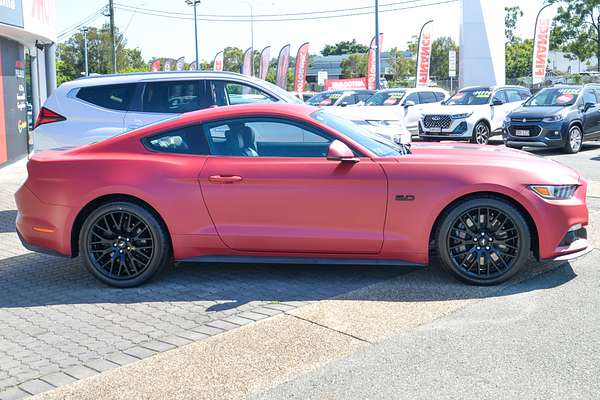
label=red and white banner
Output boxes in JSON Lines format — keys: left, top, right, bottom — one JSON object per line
{"left": 532, "top": 6, "right": 556, "bottom": 85}
{"left": 367, "top": 33, "right": 383, "bottom": 90}
{"left": 294, "top": 42, "right": 310, "bottom": 93}
{"left": 150, "top": 59, "right": 161, "bottom": 72}
{"left": 242, "top": 47, "right": 253, "bottom": 76}
{"left": 324, "top": 77, "right": 368, "bottom": 91}
{"left": 175, "top": 57, "right": 185, "bottom": 71}
{"left": 276, "top": 44, "right": 291, "bottom": 89}
{"left": 416, "top": 20, "right": 434, "bottom": 88}
{"left": 259, "top": 46, "right": 271, "bottom": 80}
{"left": 163, "top": 58, "right": 174, "bottom": 71}
{"left": 213, "top": 51, "right": 224, "bottom": 72}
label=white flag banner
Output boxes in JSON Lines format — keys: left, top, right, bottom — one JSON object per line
{"left": 532, "top": 6, "right": 557, "bottom": 85}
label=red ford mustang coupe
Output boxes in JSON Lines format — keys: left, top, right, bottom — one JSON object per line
{"left": 16, "top": 104, "right": 590, "bottom": 287}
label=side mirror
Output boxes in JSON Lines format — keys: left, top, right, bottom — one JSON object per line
{"left": 404, "top": 100, "right": 416, "bottom": 108}
{"left": 340, "top": 101, "right": 349, "bottom": 107}
{"left": 327, "top": 140, "right": 359, "bottom": 163}
{"left": 491, "top": 99, "right": 504, "bottom": 106}
{"left": 584, "top": 102, "right": 596, "bottom": 112}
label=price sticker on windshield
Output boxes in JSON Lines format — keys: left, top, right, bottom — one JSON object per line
{"left": 473, "top": 91, "right": 492, "bottom": 98}
{"left": 558, "top": 88, "right": 580, "bottom": 95}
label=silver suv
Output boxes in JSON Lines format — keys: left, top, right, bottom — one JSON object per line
{"left": 33, "top": 71, "right": 302, "bottom": 151}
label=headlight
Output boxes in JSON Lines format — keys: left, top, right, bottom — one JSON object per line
{"left": 504, "top": 115, "right": 511, "bottom": 123}
{"left": 451, "top": 112, "right": 473, "bottom": 119}
{"left": 530, "top": 185, "right": 578, "bottom": 200}
{"left": 542, "top": 115, "right": 563, "bottom": 123}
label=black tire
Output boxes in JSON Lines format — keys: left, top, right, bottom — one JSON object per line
{"left": 564, "top": 125, "right": 583, "bottom": 154}
{"left": 471, "top": 121, "right": 490, "bottom": 145}
{"left": 436, "top": 197, "right": 531, "bottom": 286}
{"left": 79, "top": 201, "right": 171, "bottom": 287}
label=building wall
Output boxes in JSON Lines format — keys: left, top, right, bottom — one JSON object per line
{"left": 0, "top": 37, "right": 28, "bottom": 165}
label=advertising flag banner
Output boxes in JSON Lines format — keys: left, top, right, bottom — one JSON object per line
{"left": 213, "top": 51, "right": 224, "bottom": 72}
{"left": 294, "top": 42, "right": 310, "bottom": 93}
{"left": 416, "top": 20, "right": 434, "bottom": 87}
{"left": 163, "top": 58, "right": 174, "bottom": 71}
{"left": 276, "top": 44, "right": 291, "bottom": 89}
{"left": 175, "top": 57, "right": 185, "bottom": 71}
{"left": 259, "top": 46, "right": 271, "bottom": 80}
{"left": 242, "top": 47, "right": 253, "bottom": 76}
{"left": 150, "top": 59, "right": 161, "bottom": 72}
{"left": 367, "top": 33, "right": 383, "bottom": 90}
{"left": 532, "top": 6, "right": 557, "bottom": 85}
{"left": 189, "top": 61, "right": 197, "bottom": 71}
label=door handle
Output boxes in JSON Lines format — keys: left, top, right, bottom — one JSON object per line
{"left": 208, "top": 175, "right": 243, "bottom": 184}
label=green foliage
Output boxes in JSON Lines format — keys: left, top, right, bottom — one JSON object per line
{"left": 549, "top": 0, "right": 600, "bottom": 69}
{"left": 57, "top": 23, "right": 147, "bottom": 83}
{"left": 505, "top": 6, "right": 524, "bottom": 43}
{"left": 340, "top": 53, "right": 368, "bottom": 78}
{"left": 387, "top": 47, "right": 414, "bottom": 86}
{"left": 430, "top": 37, "right": 458, "bottom": 79}
{"left": 322, "top": 39, "right": 369, "bottom": 56}
{"left": 506, "top": 38, "right": 534, "bottom": 79}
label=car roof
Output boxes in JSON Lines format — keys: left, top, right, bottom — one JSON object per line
{"left": 379, "top": 87, "right": 447, "bottom": 93}
{"left": 459, "top": 85, "right": 528, "bottom": 92}
{"left": 59, "top": 71, "right": 267, "bottom": 89}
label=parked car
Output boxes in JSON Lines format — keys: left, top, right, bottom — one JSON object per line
{"left": 503, "top": 85, "right": 600, "bottom": 154}
{"left": 16, "top": 104, "right": 589, "bottom": 288}
{"left": 419, "top": 85, "right": 531, "bottom": 144}
{"left": 326, "top": 87, "right": 449, "bottom": 143}
{"left": 305, "top": 90, "right": 375, "bottom": 107}
{"left": 32, "top": 71, "right": 303, "bottom": 151}
{"left": 291, "top": 91, "right": 317, "bottom": 102}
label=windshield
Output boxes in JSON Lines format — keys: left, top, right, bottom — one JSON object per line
{"left": 525, "top": 87, "right": 580, "bottom": 107}
{"left": 446, "top": 89, "right": 492, "bottom": 106}
{"left": 365, "top": 91, "right": 406, "bottom": 106}
{"left": 306, "top": 92, "right": 345, "bottom": 106}
{"left": 311, "top": 110, "right": 407, "bottom": 157}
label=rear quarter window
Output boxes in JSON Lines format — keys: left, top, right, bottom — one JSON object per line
{"left": 76, "top": 83, "right": 136, "bottom": 111}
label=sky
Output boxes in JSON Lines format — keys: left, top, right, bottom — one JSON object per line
{"left": 56, "top": 0, "right": 554, "bottom": 63}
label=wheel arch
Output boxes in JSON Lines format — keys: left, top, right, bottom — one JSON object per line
{"left": 71, "top": 194, "right": 173, "bottom": 257}
{"left": 429, "top": 191, "right": 540, "bottom": 259}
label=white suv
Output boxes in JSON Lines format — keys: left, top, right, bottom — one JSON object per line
{"left": 419, "top": 85, "right": 531, "bottom": 144}
{"left": 33, "top": 71, "right": 302, "bottom": 151}
{"left": 325, "top": 87, "right": 449, "bottom": 144}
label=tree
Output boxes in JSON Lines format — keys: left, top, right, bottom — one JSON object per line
{"left": 506, "top": 38, "right": 534, "bottom": 79}
{"left": 322, "top": 39, "right": 369, "bottom": 56}
{"left": 387, "top": 47, "right": 415, "bottom": 86}
{"left": 430, "top": 37, "right": 458, "bottom": 79}
{"left": 505, "top": 6, "right": 524, "bottom": 43}
{"left": 549, "top": 0, "right": 600, "bottom": 70}
{"left": 340, "top": 53, "right": 368, "bottom": 78}
{"left": 222, "top": 46, "right": 244, "bottom": 73}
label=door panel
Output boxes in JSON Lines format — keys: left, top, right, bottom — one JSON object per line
{"left": 199, "top": 157, "right": 388, "bottom": 254}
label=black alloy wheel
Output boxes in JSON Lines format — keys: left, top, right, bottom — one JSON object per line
{"left": 80, "top": 202, "right": 171, "bottom": 287}
{"left": 471, "top": 122, "right": 490, "bottom": 145}
{"left": 437, "top": 197, "right": 530, "bottom": 285}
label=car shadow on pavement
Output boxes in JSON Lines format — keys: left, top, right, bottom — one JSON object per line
{"left": 0, "top": 250, "right": 579, "bottom": 310}
{"left": 0, "top": 209, "right": 17, "bottom": 233}
{"left": 527, "top": 143, "right": 600, "bottom": 157}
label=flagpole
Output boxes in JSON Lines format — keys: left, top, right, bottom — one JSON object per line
{"left": 375, "top": 0, "right": 381, "bottom": 90}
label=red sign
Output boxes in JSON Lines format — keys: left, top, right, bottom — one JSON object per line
{"left": 294, "top": 42, "right": 310, "bottom": 93}
{"left": 532, "top": 6, "right": 556, "bottom": 85}
{"left": 416, "top": 20, "right": 433, "bottom": 88}
{"left": 150, "top": 59, "right": 161, "bottom": 72}
{"left": 324, "top": 78, "right": 367, "bottom": 91}
{"left": 367, "top": 33, "right": 383, "bottom": 90}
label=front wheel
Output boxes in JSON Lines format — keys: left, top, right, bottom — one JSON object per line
{"left": 79, "top": 201, "right": 171, "bottom": 287}
{"left": 564, "top": 125, "right": 583, "bottom": 154}
{"left": 471, "top": 122, "right": 490, "bottom": 145}
{"left": 436, "top": 197, "right": 531, "bottom": 286}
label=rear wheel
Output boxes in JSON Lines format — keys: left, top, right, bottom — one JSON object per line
{"left": 471, "top": 122, "right": 490, "bottom": 145}
{"left": 79, "top": 201, "right": 171, "bottom": 287}
{"left": 436, "top": 197, "right": 531, "bottom": 285}
{"left": 564, "top": 125, "right": 582, "bottom": 154}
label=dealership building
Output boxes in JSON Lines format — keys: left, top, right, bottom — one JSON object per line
{"left": 0, "top": 0, "right": 56, "bottom": 167}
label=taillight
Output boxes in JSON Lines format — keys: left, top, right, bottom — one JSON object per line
{"left": 34, "top": 107, "right": 66, "bottom": 129}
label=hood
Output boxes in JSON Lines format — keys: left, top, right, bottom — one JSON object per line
{"left": 509, "top": 106, "right": 565, "bottom": 118}
{"left": 323, "top": 105, "right": 404, "bottom": 121}
{"left": 410, "top": 142, "right": 580, "bottom": 184}
{"left": 423, "top": 104, "right": 482, "bottom": 115}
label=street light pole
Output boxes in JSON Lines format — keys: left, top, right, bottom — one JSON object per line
{"left": 186, "top": 0, "right": 201, "bottom": 70}
{"left": 81, "top": 27, "right": 89, "bottom": 76}
{"left": 374, "top": 0, "right": 381, "bottom": 89}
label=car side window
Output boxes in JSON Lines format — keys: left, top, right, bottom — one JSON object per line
{"left": 505, "top": 89, "right": 524, "bottom": 103}
{"left": 404, "top": 92, "right": 420, "bottom": 105}
{"left": 518, "top": 89, "right": 532, "bottom": 100}
{"left": 142, "top": 80, "right": 213, "bottom": 113}
{"left": 144, "top": 125, "right": 210, "bottom": 155}
{"left": 211, "top": 81, "right": 278, "bottom": 106}
{"left": 204, "top": 118, "right": 334, "bottom": 158}
{"left": 418, "top": 91, "right": 437, "bottom": 104}
{"left": 76, "top": 83, "right": 136, "bottom": 111}
{"left": 433, "top": 92, "right": 446, "bottom": 101}
{"left": 358, "top": 93, "right": 372, "bottom": 102}
{"left": 492, "top": 90, "right": 508, "bottom": 104}
{"left": 582, "top": 90, "right": 597, "bottom": 106}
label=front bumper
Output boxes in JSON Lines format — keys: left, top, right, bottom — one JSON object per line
{"left": 418, "top": 118, "right": 473, "bottom": 140}
{"left": 503, "top": 121, "right": 566, "bottom": 149}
